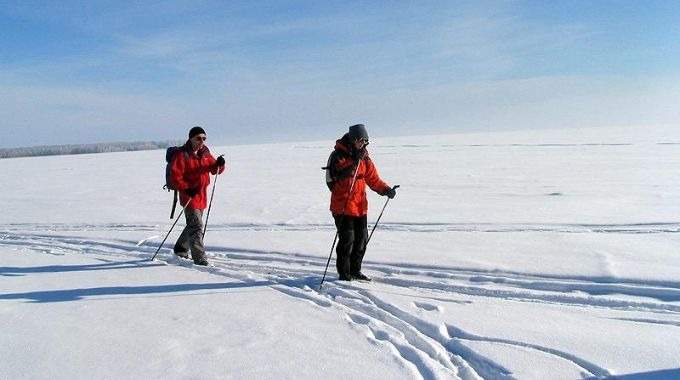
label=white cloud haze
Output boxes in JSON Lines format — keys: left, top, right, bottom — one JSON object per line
{"left": 0, "top": 1, "right": 678, "bottom": 147}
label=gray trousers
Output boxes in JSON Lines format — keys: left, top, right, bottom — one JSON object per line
{"left": 173, "top": 208, "right": 205, "bottom": 260}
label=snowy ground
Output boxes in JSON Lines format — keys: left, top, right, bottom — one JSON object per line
{"left": 2, "top": 126, "right": 680, "bottom": 379}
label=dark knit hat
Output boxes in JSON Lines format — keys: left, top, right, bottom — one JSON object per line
{"left": 348, "top": 124, "right": 368, "bottom": 140}
{"left": 189, "top": 126, "right": 206, "bottom": 139}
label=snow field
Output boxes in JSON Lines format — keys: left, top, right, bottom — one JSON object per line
{"left": 2, "top": 126, "right": 680, "bottom": 379}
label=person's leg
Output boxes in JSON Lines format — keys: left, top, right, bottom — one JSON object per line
{"left": 334, "top": 214, "right": 355, "bottom": 280}
{"left": 173, "top": 210, "right": 192, "bottom": 258}
{"left": 184, "top": 208, "right": 207, "bottom": 264}
{"left": 350, "top": 215, "right": 368, "bottom": 277}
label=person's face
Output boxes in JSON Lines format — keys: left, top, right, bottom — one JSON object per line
{"left": 191, "top": 134, "right": 207, "bottom": 150}
{"left": 353, "top": 137, "right": 368, "bottom": 150}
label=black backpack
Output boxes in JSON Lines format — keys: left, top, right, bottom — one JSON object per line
{"left": 322, "top": 151, "right": 336, "bottom": 191}
{"left": 323, "top": 150, "right": 359, "bottom": 191}
{"left": 164, "top": 146, "right": 188, "bottom": 219}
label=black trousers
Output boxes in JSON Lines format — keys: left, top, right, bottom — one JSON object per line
{"left": 333, "top": 214, "right": 368, "bottom": 277}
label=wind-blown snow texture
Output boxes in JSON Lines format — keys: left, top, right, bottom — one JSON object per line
{"left": 2, "top": 126, "right": 680, "bottom": 379}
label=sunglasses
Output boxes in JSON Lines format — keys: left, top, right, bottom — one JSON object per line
{"left": 193, "top": 135, "right": 207, "bottom": 141}
{"left": 357, "top": 138, "right": 369, "bottom": 145}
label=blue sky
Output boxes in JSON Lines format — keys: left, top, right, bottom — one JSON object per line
{"left": 1, "top": 1, "right": 679, "bottom": 148}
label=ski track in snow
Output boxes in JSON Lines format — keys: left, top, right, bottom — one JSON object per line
{"left": 3, "top": 221, "right": 680, "bottom": 234}
{"left": 5, "top": 227, "right": 680, "bottom": 379}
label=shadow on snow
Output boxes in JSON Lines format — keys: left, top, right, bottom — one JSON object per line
{"left": 0, "top": 280, "right": 276, "bottom": 303}
{"left": 0, "top": 259, "right": 160, "bottom": 276}
{"left": 591, "top": 368, "right": 680, "bottom": 379}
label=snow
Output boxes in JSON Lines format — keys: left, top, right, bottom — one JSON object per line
{"left": 2, "top": 126, "right": 680, "bottom": 379}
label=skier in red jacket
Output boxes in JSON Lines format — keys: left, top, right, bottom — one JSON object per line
{"left": 169, "top": 126, "right": 226, "bottom": 265}
{"left": 326, "top": 124, "right": 396, "bottom": 281}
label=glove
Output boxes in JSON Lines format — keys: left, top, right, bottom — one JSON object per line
{"left": 385, "top": 187, "right": 397, "bottom": 199}
{"left": 185, "top": 187, "right": 199, "bottom": 197}
{"left": 216, "top": 156, "right": 225, "bottom": 167}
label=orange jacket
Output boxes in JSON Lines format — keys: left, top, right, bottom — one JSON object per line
{"left": 329, "top": 135, "right": 390, "bottom": 217}
{"left": 169, "top": 142, "right": 225, "bottom": 210}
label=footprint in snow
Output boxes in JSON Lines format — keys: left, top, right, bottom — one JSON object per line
{"left": 413, "top": 301, "right": 443, "bottom": 312}
{"left": 346, "top": 313, "right": 371, "bottom": 325}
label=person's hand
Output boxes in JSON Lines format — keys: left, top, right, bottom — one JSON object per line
{"left": 385, "top": 187, "right": 397, "bottom": 199}
{"left": 185, "top": 187, "right": 199, "bottom": 197}
{"left": 216, "top": 156, "right": 225, "bottom": 167}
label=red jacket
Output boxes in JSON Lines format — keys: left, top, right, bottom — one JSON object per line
{"left": 169, "top": 142, "right": 225, "bottom": 210}
{"left": 329, "top": 135, "right": 390, "bottom": 217}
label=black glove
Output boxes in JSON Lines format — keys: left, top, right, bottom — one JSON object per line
{"left": 216, "top": 156, "right": 225, "bottom": 167}
{"left": 385, "top": 187, "right": 397, "bottom": 199}
{"left": 185, "top": 187, "right": 199, "bottom": 197}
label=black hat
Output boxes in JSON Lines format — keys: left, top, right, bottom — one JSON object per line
{"left": 189, "top": 126, "right": 206, "bottom": 139}
{"left": 348, "top": 124, "right": 368, "bottom": 140}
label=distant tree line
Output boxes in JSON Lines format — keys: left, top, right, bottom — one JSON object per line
{"left": 0, "top": 140, "right": 184, "bottom": 159}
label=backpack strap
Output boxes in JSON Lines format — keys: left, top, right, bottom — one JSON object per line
{"left": 169, "top": 190, "right": 179, "bottom": 219}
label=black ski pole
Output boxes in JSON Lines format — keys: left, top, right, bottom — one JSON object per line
{"left": 203, "top": 155, "right": 224, "bottom": 238}
{"left": 364, "top": 185, "right": 399, "bottom": 250}
{"left": 151, "top": 196, "right": 192, "bottom": 261}
{"left": 320, "top": 232, "right": 339, "bottom": 283}
{"left": 319, "top": 161, "right": 361, "bottom": 290}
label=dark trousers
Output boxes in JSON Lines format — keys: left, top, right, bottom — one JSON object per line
{"left": 334, "top": 214, "right": 368, "bottom": 277}
{"left": 174, "top": 208, "right": 205, "bottom": 260}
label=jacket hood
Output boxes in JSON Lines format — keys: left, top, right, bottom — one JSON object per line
{"left": 335, "top": 133, "right": 367, "bottom": 160}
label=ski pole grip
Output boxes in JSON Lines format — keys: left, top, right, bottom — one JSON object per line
{"left": 215, "top": 154, "right": 226, "bottom": 175}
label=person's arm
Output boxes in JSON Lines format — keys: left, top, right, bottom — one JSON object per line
{"left": 363, "top": 157, "right": 390, "bottom": 195}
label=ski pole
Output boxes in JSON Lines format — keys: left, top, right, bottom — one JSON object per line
{"left": 151, "top": 196, "right": 193, "bottom": 261}
{"left": 319, "top": 161, "right": 362, "bottom": 290}
{"left": 203, "top": 155, "right": 224, "bottom": 238}
{"left": 364, "top": 185, "right": 399, "bottom": 250}
{"left": 320, "top": 232, "right": 340, "bottom": 284}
